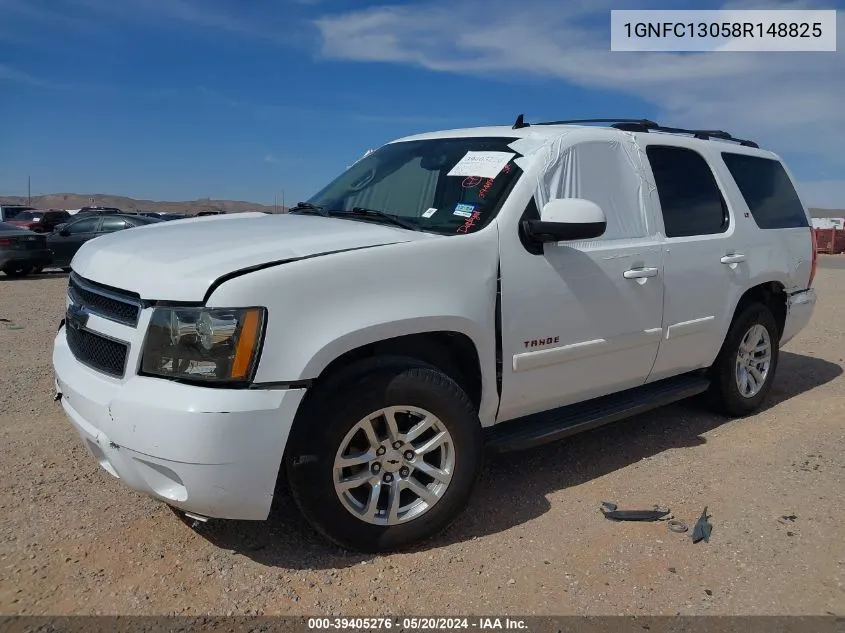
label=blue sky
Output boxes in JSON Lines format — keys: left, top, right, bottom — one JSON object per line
{"left": 1, "top": 0, "right": 843, "bottom": 207}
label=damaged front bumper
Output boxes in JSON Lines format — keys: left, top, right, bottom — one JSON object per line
{"left": 52, "top": 326, "right": 306, "bottom": 521}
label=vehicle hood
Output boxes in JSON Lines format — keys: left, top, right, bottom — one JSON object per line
{"left": 71, "top": 212, "right": 435, "bottom": 301}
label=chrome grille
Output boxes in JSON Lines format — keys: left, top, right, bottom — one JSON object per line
{"left": 68, "top": 273, "right": 143, "bottom": 327}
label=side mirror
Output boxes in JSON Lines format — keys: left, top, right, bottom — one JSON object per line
{"left": 523, "top": 198, "right": 607, "bottom": 243}
{"left": 58, "top": 228, "right": 70, "bottom": 237}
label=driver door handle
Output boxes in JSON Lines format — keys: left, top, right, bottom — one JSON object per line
{"left": 623, "top": 267, "right": 659, "bottom": 279}
{"left": 720, "top": 253, "right": 746, "bottom": 265}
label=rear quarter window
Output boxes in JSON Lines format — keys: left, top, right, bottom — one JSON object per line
{"left": 721, "top": 153, "right": 809, "bottom": 229}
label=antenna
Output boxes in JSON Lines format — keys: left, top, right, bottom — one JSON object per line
{"left": 512, "top": 113, "right": 528, "bottom": 130}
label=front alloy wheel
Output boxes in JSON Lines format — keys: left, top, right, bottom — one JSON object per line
{"left": 333, "top": 406, "right": 455, "bottom": 526}
{"left": 286, "top": 360, "right": 483, "bottom": 552}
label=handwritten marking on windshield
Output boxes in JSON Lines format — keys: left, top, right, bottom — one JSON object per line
{"left": 457, "top": 211, "right": 482, "bottom": 234}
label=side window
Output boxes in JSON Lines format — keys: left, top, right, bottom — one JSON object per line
{"left": 646, "top": 146, "right": 728, "bottom": 238}
{"left": 545, "top": 141, "right": 648, "bottom": 239}
{"left": 721, "top": 153, "right": 809, "bottom": 229}
{"left": 67, "top": 217, "right": 99, "bottom": 234}
{"left": 101, "top": 217, "right": 129, "bottom": 232}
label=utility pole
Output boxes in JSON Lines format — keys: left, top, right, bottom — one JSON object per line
{"left": 27, "top": 176, "right": 31, "bottom": 205}
{"left": 273, "top": 194, "right": 278, "bottom": 213}
{"left": 281, "top": 189, "right": 285, "bottom": 212}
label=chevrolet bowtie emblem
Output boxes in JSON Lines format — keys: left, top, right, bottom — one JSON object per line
{"left": 66, "top": 302, "right": 89, "bottom": 331}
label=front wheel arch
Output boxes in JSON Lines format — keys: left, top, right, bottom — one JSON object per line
{"left": 283, "top": 357, "right": 483, "bottom": 552}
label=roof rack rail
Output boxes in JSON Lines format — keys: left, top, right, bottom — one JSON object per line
{"left": 510, "top": 114, "right": 758, "bottom": 147}
{"left": 512, "top": 115, "right": 659, "bottom": 130}
{"left": 642, "top": 124, "right": 759, "bottom": 148}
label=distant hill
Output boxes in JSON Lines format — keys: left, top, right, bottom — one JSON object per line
{"left": 0, "top": 193, "right": 283, "bottom": 215}
{"left": 4, "top": 193, "right": 839, "bottom": 220}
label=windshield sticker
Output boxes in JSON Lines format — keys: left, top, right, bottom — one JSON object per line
{"left": 461, "top": 176, "right": 483, "bottom": 188}
{"left": 447, "top": 151, "right": 516, "bottom": 178}
{"left": 421, "top": 207, "right": 438, "bottom": 219}
{"left": 453, "top": 203, "right": 476, "bottom": 218}
{"left": 457, "top": 210, "right": 482, "bottom": 234}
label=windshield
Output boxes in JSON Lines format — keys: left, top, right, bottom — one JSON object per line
{"left": 303, "top": 137, "right": 523, "bottom": 235}
{"left": 14, "top": 211, "right": 43, "bottom": 221}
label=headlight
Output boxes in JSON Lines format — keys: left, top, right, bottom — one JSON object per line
{"left": 140, "top": 306, "right": 265, "bottom": 383}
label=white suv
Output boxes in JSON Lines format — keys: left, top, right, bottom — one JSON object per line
{"left": 52, "top": 117, "right": 818, "bottom": 552}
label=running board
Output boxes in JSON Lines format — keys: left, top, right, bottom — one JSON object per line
{"left": 485, "top": 372, "right": 711, "bottom": 453}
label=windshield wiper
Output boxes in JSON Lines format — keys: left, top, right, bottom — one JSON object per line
{"left": 288, "top": 202, "right": 329, "bottom": 216}
{"left": 336, "top": 207, "right": 420, "bottom": 231}
{"left": 290, "top": 203, "right": 420, "bottom": 231}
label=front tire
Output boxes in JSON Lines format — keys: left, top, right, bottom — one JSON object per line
{"left": 709, "top": 302, "right": 779, "bottom": 417}
{"left": 285, "top": 360, "right": 483, "bottom": 552}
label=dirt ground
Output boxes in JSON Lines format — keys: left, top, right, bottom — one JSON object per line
{"left": 0, "top": 260, "right": 843, "bottom": 616}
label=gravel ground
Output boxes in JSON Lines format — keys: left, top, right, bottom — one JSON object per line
{"left": 0, "top": 261, "right": 843, "bottom": 616}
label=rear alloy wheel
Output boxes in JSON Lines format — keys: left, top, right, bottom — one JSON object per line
{"left": 709, "top": 302, "right": 779, "bottom": 416}
{"left": 286, "top": 360, "right": 482, "bottom": 552}
{"left": 734, "top": 324, "right": 772, "bottom": 399}
{"left": 2, "top": 265, "right": 32, "bottom": 278}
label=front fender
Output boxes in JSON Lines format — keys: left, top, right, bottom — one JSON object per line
{"left": 206, "top": 228, "right": 502, "bottom": 424}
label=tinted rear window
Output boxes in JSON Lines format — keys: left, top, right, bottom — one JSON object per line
{"left": 721, "top": 153, "right": 808, "bottom": 229}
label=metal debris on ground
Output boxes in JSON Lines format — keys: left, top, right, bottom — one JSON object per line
{"left": 691, "top": 507, "right": 713, "bottom": 543}
{"left": 667, "top": 519, "right": 689, "bottom": 533}
{"left": 600, "top": 501, "right": 671, "bottom": 522}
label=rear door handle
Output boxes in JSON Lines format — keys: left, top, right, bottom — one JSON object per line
{"left": 623, "top": 267, "right": 659, "bottom": 279}
{"left": 720, "top": 254, "right": 746, "bottom": 265}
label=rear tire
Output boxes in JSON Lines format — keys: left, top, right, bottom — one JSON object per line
{"left": 708, "top": 302, "right": 779, "bottom": 417}
{"left": 2, "top": 265, "right": 32, "bottom": 277}
{"left": 285, "top": 359, "right": 483, "bottom": 553}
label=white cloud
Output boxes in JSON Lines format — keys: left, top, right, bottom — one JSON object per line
{"left": 264, "top": 154, "right": 281, "bottom": 164}
{"left": 314, "top": 1, "right": 845, "bottom": 172}
{"left": 57, "top": 0, "right": 287, "bottom": 42}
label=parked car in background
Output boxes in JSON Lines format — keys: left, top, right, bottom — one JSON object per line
{"left": 5, "top": 210, "right": 45, "bottom": 229}
{"left": 74, "top": 206, "right": 124, "bottom": 218}
{"left": 196, "top": 210, "right": 225, "bottom": 216}
{"left": 33, "top": 210, "right": 73, "bottom": 233}
{"left": 0, "top": 221, "right": 52, "bottom": 277}
{"left": 0, "top": 204, "right": 38, "bottom": 223}
{"left": 47, "top": 213, "right": 162, "bottom": 270}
